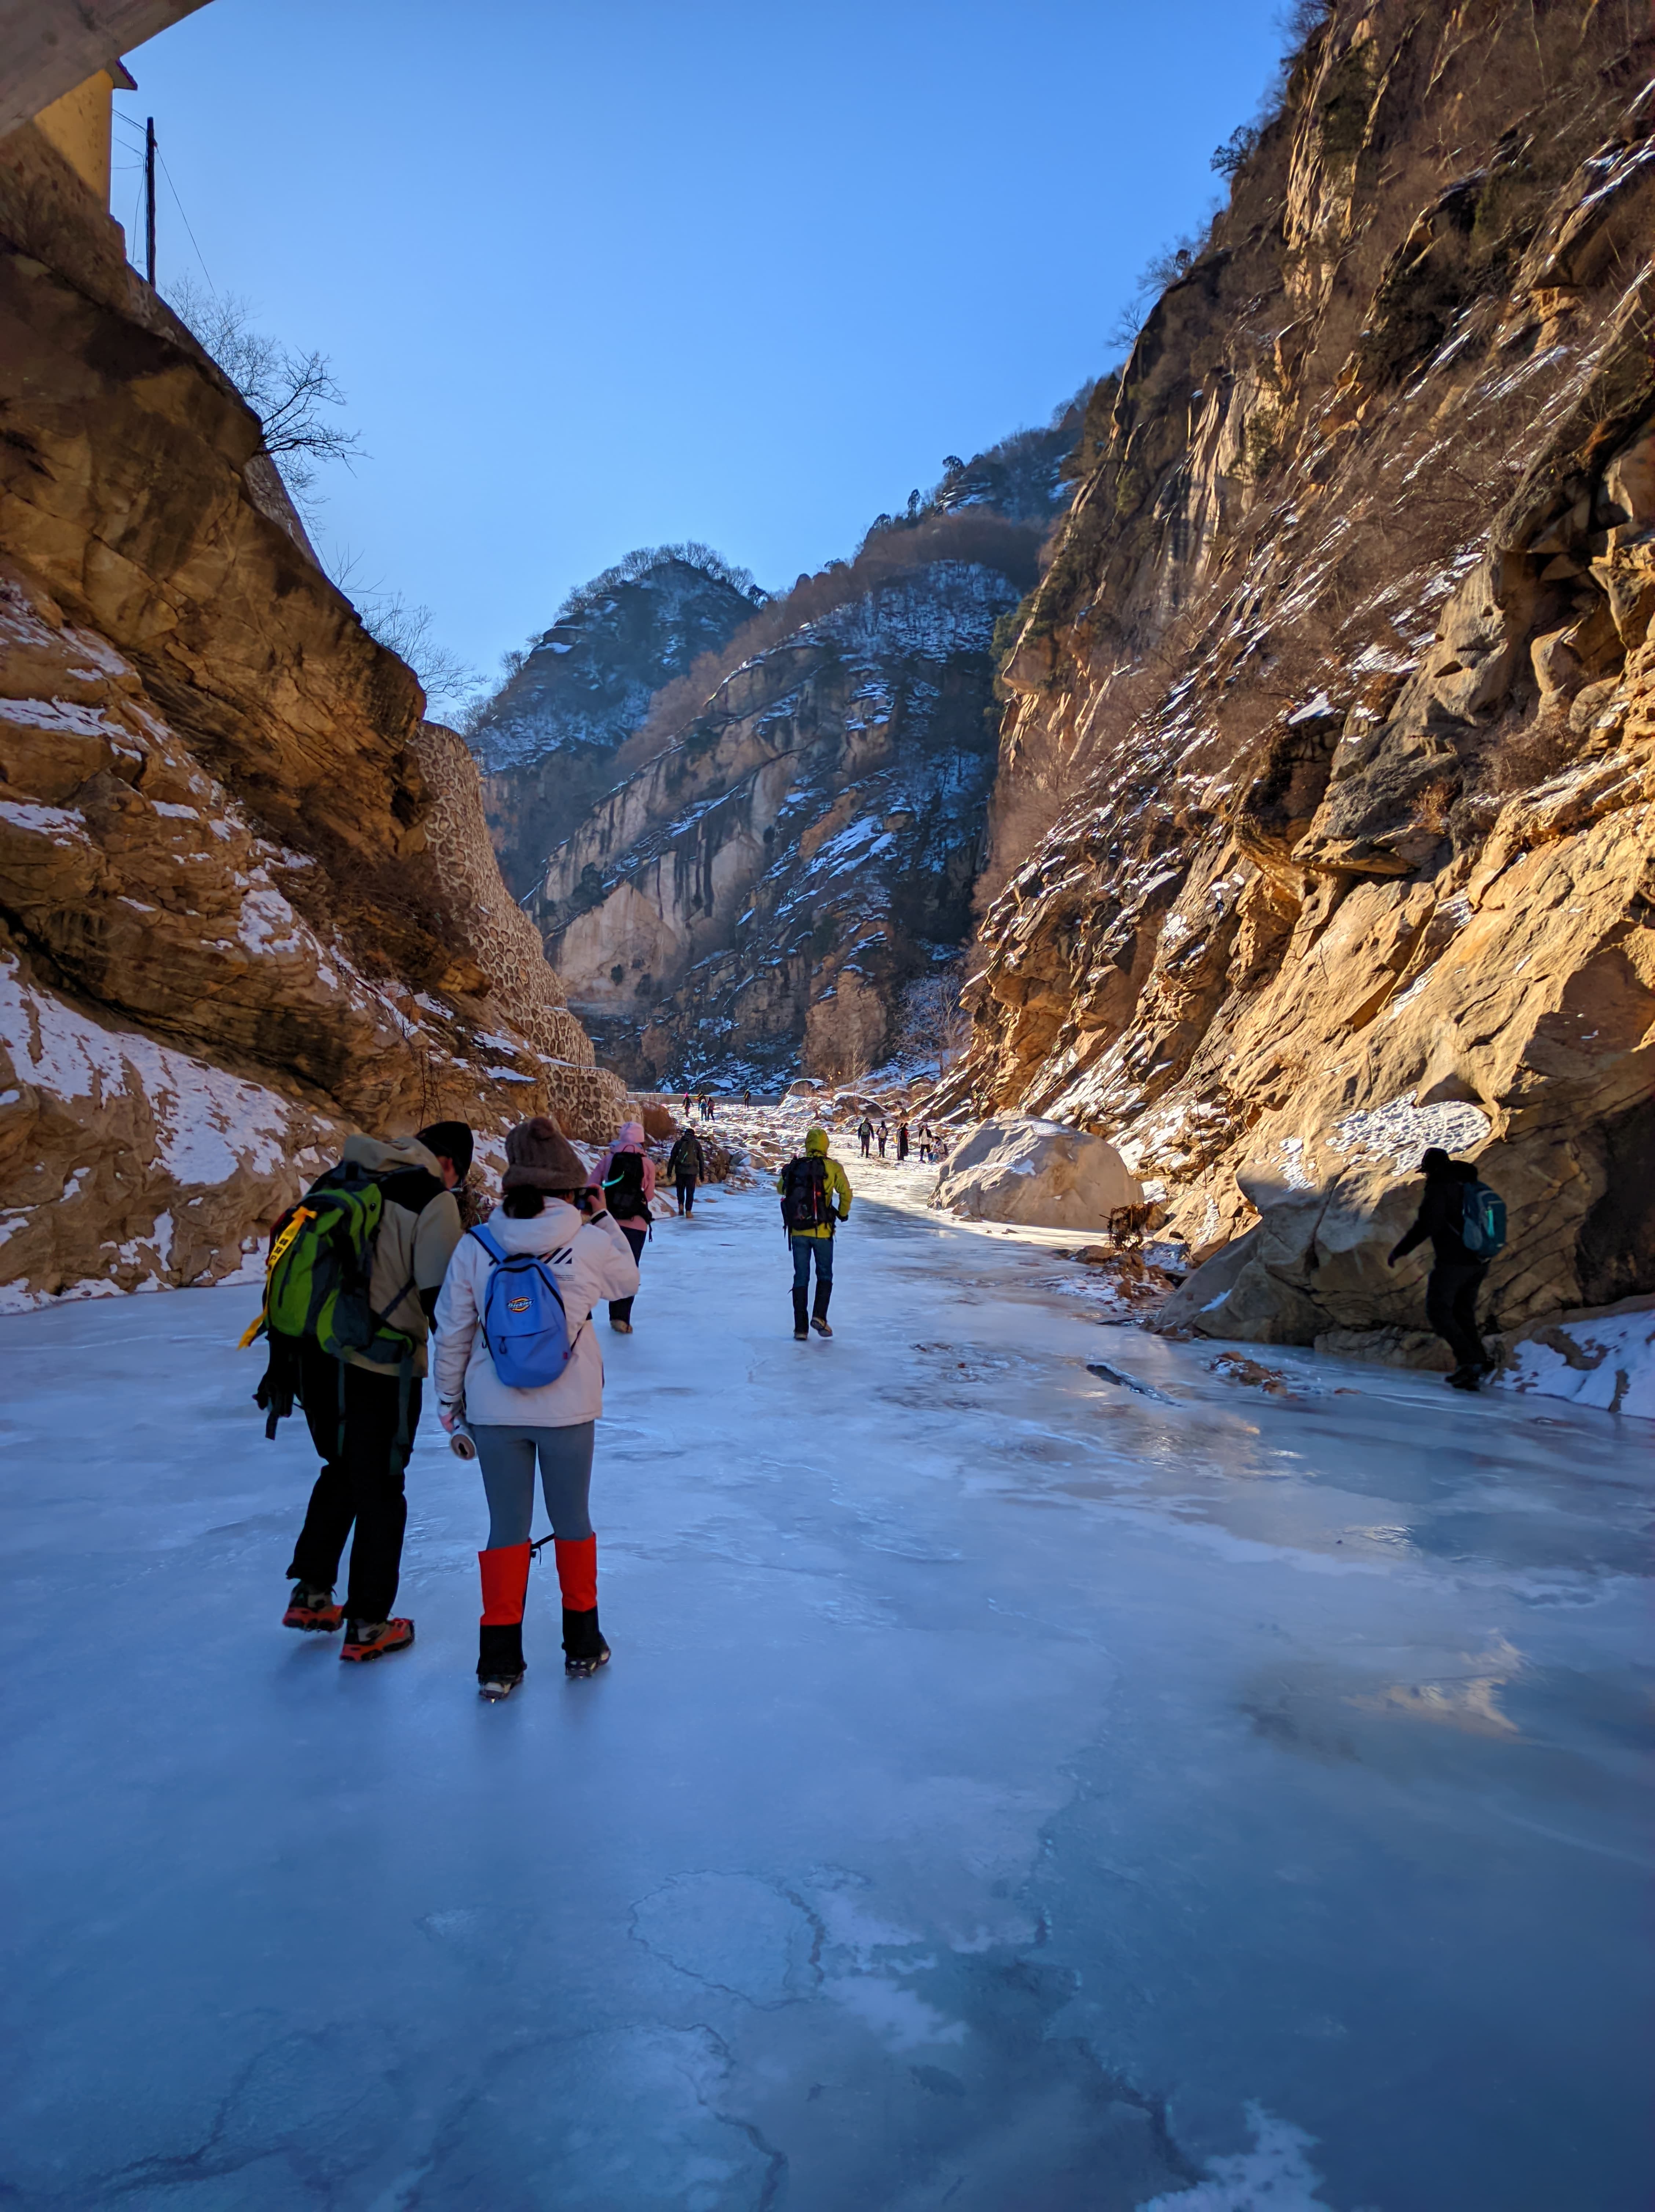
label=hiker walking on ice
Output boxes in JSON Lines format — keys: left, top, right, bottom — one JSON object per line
{"left": 270, "top": 1121, "right": 469, "bottom": 1662}
{"left": 777, "top": 1125, "right": 852, "bottom": 1341}
{"left": 858, "top": 1116, "right": 873, "bottom": 1157}
{"left": 593, "top": 1118, "right": 654, "bottom": 1332}
{"left": 876, "top": 1120, "right": 889, "bottom": 1158}
{"left": 896, "top": 1120, "right": 910, "bottom": 1162}
{"left": 1387, "top": 1146, "right": 1506, "bottom": 1391}
{"left": 668, "top": 1123, "right": 706, "bottom": 1217}
{"left": 434, "top": 1117, "right": 638, "bottom": 1698}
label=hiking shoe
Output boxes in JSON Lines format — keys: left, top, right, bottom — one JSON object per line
{"left": 565, "top": 1639, "right": 611, "bottom": 1680}
{"left": 283, "top": 1584, "right": 344, "bottom": 1633}
{"left": 811, "top": 1315, "right": 833, "bottom": 1338}
{"left": 610, "top": 1318, "right": 633, "bottom": 1335}
{"left": 340, "top": 1618, "right": 415, "bottom": 1662}
{"left": 1445, "top": 1369, "right": 1481, "bottom": 1393}
{"left": 479, "top": 1669, "right": 525, "bottom": 1702}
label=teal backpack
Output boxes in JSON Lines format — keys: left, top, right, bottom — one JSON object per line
{"left": 1459, "top": 1181, "right": 1507, "bottom": 1258}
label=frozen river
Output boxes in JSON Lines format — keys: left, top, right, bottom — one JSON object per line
{"left": 0, "top": 1161, "right": 1649, "bottom": 2211}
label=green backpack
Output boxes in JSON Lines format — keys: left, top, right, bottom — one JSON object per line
{"left": 249, "top": 1162, "right": 420, "bottom": 1441}
{"left": 263, "top": 1162, "right": 418, "bottom": 1362}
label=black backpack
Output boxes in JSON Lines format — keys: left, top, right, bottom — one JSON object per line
{"left": 781, "top": 1155, "right": 832, "bottom": 1233}
{"left": 603, "top": 1150, "right": 651, "bottom": 1221}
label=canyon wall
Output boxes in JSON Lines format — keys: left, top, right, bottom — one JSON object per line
{"left": 475, "top": 555, "right": 764, "bottom": 897}
{"left": 943, "top": 0, "right": 1654, "bottom": 1347}
{"left": 531, "top": 562, "right": 1022, "bottom": 1087}
{"left": 0, "top": 118, "right": 625, "bottom": 1307}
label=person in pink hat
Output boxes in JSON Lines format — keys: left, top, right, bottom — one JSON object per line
{"left": 592, "top": 1118, "right": 655, "bottom": 1334}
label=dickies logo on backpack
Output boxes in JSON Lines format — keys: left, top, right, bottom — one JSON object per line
{"left": 468, "top": 1227, "right": 582, "bottom": 1387}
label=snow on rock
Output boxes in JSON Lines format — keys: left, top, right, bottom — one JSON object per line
{"left": 1495, "top": 1295, "right": 1655, "bottom": 1417}
{"left": 932, "top": 1114, "right": 1143, "bottom": 1230}
{"left": 0, "top": 952, "right": 337, "bottom": 1306}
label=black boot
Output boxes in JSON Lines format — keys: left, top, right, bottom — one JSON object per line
{"left": 792, "top": 1289, "right": 810, "bottom": 1341}
{"left": 478, "top": 1622, "right": 525, "bottom": 1700}
{"left": 811, "top": 1283, "right": 833, "bottom": 1338}
{"left": 562, "top": 1608, "right": 611, "bottom": 1679}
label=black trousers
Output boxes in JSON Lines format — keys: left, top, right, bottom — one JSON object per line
{"left": 1426, "top": 1261, "right": 1489, "bottom": 1370}
{"left": 609, "top": 1221, "right": 648, "bottom": 1323}
{"left": 287, "top": 1344, "right": 422, "bottom": 1621}
{"left": 675, "top": 1173, "right": 697, "bottom": 1214}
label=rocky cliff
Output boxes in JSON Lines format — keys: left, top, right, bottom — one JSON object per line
{"left": 532, "top": 558, "right": 1028, "bottom": 1087}
{"left": 942, "top": 0, "right": 1654, "bottom": 1349}
{"left": 474, "top": 551, "right": 765, "bottom": 896}
{"left": 0, "top": 117, "right": 625, "bottom": 1306}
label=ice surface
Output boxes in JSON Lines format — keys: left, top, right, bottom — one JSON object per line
{"left": 0, "top": 1160, "right": 1649, "bottom": 2210}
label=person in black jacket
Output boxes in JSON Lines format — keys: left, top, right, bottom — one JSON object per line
{"left": 668, "top": 1125, "right": 705, "bottom": 1216}
{"left": 1387, "top": 1148, "right": 1492, "bottom": 1391}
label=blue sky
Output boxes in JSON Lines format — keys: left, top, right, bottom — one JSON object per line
{"left": 119, "top": 0, "right": 1289, "bottom": 685}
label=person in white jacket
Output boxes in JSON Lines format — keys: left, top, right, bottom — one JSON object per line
{"left": 433, "top": 1116, "right": 639, "bottom": 1699}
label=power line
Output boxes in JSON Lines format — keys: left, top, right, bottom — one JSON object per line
{"left": 157, "top": 146, "right": 215, "bottom": 295}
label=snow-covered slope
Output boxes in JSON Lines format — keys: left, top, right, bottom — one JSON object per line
{"left": 531, "top": 562, "right": 1023, "bottom": 1086}
{"left": 472, "top": 554, "right": 764, "bottom": 894}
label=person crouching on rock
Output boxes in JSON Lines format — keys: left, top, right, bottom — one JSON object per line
{"left": 1387, "top": 1146, "right": 1504, "bottom": 1391}
{"left": 777, "top": 1125, "right": 852, "bottom": 1340}
{"left": 668, "top": 1123, "right": 705, "bottom": 1216}
{"left": 433, "top": 1116, "right": 639, "bottom": 1698}
{"left": 592, "top": 1118, "right": 655, "bottom": 1331}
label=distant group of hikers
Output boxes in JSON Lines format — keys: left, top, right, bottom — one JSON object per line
{"left": 855, "top": 1117, "right": 939, "bottom": 1163}
{"left": 251, "top": 1107, "right": 1501, "bottom": 1703}
{"left": 681, "top": 1088, "right": 753, "bottom": 1121}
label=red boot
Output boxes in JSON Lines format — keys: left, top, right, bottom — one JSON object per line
{"left": 478, "top": 1542, "right": 531, "bottom": 1700}
{"left": 555, "top": 1536, "right": 610, "bottom": 1678}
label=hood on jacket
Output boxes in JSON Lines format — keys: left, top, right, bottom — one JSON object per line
{"left": 480, "top": 1199, "right": 585, "bottom": 1252}
{"left": 805, "top": 1127, "right": 829, "bottom": 1154}
{"left": 343, "top": 1132, "right": 443, "bottom": 1180}
{"left": 615, "top": 1120, "right": 646, "bottom": 1150}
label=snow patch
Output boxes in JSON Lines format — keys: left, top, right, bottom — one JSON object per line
{"left": 1140, "top": 2105, "right": 1339, "bottom": 2209}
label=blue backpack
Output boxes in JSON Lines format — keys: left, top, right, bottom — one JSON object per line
{"left": 467, "top": 1226, "right": 581, "bottom": 1388}
{"left": 1459, "top": 1181, "right": 1507, "bottom": 1259}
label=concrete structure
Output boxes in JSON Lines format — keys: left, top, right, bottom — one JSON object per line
{"left": 0, "top": 1, "right": 212, "bottom": 142}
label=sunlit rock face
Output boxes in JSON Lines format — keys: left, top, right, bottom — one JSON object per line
{"left": 530, "top": 563, "right": 1022, "bottom": 1088}
{"left": 941, "top": 0, "right": 1655, "bottom": 1345}
{"left": 0, "top": 136, "right": 624, "bottom": 1305}
{"left": 474, "top": 559, "right": 765, "bottom": 897}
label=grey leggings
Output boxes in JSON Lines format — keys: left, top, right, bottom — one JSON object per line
{"left": 474, "top": 1422, "right": 596, "bottom": 1548}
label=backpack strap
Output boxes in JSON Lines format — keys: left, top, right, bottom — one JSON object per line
{"left": 467, "top": 1224, "right": 508, "bottom": 1265}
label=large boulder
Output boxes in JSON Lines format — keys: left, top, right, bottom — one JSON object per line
{"left": 931, "top": 1116, "right": 1143, "bottom": 1230}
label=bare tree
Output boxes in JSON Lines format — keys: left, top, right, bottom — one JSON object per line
{"left": 167, "top": 276, "right": 362, "bottom": 510}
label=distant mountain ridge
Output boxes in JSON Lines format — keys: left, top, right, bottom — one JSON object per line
{"left": 472, "top": 548, "right": 764, "bottom": 894}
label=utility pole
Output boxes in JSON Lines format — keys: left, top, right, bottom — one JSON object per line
{"left": 144, "top": 116, "right": 156, "bottom": 286}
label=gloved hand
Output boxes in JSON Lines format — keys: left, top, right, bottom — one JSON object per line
{"left": 438, "top": 1403, "right": 459, "bottom": 1435}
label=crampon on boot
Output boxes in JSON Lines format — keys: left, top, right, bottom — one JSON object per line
{"left": 811, "top": 1284, "right": 833, "bottom": 1338}
{"left": 556, "top": 1536, "right": 610, "bottom": 1678}
{"left": 478, "top": 1543, "right": 531, "bottom": 1700}
{"left": 792, "top": 1289, "right": 810, "bottom": 1342}
{"left": 283, "top": 1583, "right": 344, "bottom": 1633}
{"left": 340, "top": 1618, "right": 415, "bottom": 1663}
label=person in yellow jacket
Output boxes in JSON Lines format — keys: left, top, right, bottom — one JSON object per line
{"left": 776, "top": 1126, "right": 852, "bottom": 1340}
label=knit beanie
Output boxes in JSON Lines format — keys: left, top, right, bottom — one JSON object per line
{"left": 1419, "top": 1146, "right": 1453, "bottom": 1176}
{"left": 502, "top": 1116, "right": 588, "bottom": 1192}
